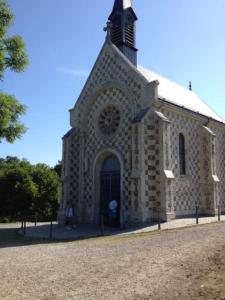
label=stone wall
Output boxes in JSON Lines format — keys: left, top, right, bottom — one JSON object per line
{"left": 213, "top": 126, "right": 225, "bottom": 212}
{"left": 58, "top": 128, "right": 82, "bottom": 223}
{"left": 158, "top": 105, "right": 225, "bottom": 218}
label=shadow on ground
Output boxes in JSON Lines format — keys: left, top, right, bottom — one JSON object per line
{"left": 0, "top": 227, "right": 60, "bottom": 249}
{"left": 0, "top": 222, "right": 161, "bottom": 249}
{"left": 2, "top": 217, "right": 224, "bottom": 250}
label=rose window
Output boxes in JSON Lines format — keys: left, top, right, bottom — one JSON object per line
{"left": 99, "top": 106, "right": 120, "bottom": 135}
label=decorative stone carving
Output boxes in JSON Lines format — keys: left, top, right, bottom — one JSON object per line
{"left": 99, "top": 105, "right": 120, "bottom": 135}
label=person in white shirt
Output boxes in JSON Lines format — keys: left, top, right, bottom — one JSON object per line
{"left": 108, "top": 200, "right": 118, "bottom": 226}
{"left": 109, "top": 200, "right": 118, "bottom": 211}
{"left": 65, "top": 205, "right": 76, "bottom": 229}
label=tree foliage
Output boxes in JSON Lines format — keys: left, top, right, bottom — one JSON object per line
{"left": 0, "top": 157, "right": 60, "bottom": 222}
{"left": 0, "top": 93, "right": 26, "bottom": 143}
{"left": 0, "top": 0, "right": 28, "bottom": 143}
{"left": 53, "top": 161, "right": 62, "bottom": 178}
{"left": 31, "top": 164, "right": 60, "bottom": 220}
{"left": 0, "top": 0, "right": 28, "bottom": 78}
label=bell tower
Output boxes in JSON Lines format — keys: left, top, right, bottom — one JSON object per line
{"left": 108, "top": 0, "right": 138, "bottom": 65}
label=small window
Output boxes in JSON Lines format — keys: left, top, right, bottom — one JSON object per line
{"left": 179, "top": 133, "right": 186, "bottom": 175}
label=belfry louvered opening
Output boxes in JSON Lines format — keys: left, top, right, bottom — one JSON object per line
{"left": 125, "top": 23, "right": 134, "bottom": 47}
{"left": 111, "top": 15, "right": 123, "bottom": 45}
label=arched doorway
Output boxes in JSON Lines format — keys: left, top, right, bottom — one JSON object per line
{"left": 100, "top": 154, "right": 121, "bottom": 227}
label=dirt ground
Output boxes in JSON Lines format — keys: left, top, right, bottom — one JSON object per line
{"left": 1, "top": 223, "right": 225, "bottom": 300}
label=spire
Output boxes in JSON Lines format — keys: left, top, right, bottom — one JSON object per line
{"left": 107, "top": 0, "right": 138, "bottom": 65}
{"left": 112, "top": 0, "right": 132, "bottom": 11}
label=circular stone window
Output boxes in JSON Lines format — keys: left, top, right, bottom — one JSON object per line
{"left": 99, "top": 105, "right": 120, "bottom": 135}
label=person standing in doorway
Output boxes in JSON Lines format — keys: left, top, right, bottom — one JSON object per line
{"left": 108, "top": 199, "right": 118, "bottom": 226}
{"left": 65, "top": 203, "right": 75, "bottom": 229}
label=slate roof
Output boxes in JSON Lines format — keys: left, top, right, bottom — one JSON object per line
{"left": 138, "top": 65, "right": 224, "bottom": 123}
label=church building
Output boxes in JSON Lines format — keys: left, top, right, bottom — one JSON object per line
{"left": 58, "top": 0, "right": 225, "bottom": 227}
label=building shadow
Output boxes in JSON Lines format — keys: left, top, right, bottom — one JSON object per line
{"left": 0, "top": 222, "right": 160, "bottom": 249}
{"left": 1, "top": 216, "right": 224, "bottom": 249}
{"left": 0, "top": 227, "right": 60, "bottom": 249}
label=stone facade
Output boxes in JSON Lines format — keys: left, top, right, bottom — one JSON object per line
{"left": 58, "top": 39, "right": 225, "bottom": 227}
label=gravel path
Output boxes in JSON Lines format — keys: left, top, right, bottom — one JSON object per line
{"left": 1, "top": 223, "right": 225, "bottom": 299}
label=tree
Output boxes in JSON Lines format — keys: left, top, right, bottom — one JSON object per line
{"left": 31, "top": 164, "right": 60, "bottom": 221}
{"left": 0, "top": 165, "right": 37, "bottom": 221}
{"left": 0, "top": 157, "right": 60, "bottom": 222}
{"left": 0, "top": 0, "right": 28, "bottom": 143}
{"left": 53, "top": 161, "right": 62, "bottom": 178}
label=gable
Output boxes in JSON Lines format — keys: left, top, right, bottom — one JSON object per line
{"left": 70, "top": 40, "right": 156, "bottom": 129}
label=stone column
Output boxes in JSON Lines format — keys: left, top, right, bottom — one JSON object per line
{"left": 200, "top": 126, "right": 220, "bottom": 216}
{"left": 129, "top": 122, "right": 142, "bottom": 226}
{"left": 58, "top": 135, "right": 70, "bottom": 224}
{"left": 78, "top": 130, "right": 86, "bottom": 223}
{"left": 157, "top": 111, "right": 175, "bottom": 221}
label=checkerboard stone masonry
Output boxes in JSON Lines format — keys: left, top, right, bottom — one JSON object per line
{"left": 213, "top": 126, "right": 225, "bottom": 211}
{"left": 58, "top": 41, "right": 225, "bottom": 227}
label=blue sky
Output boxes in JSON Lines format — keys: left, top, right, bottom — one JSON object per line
{"left": 1, "top": 0, "right": 225, "bottom": 166}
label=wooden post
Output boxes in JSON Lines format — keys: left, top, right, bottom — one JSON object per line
{"left": 122, "top": 210, "right": 125, "bottom": 229}
{"left": 100, "top": 214, "right": 105, "bottom": 236}
{"left": 218, "top": 204, "right": 221, "bottom": 222}
{"left": 23, "top": 220, "right": 26, "bottom": 235}
{"left": 196, "top": 205, "right": 199, "bottom": 225}
{"left": 49, "top": 220, "right": 53, "bottom": 239}
{"left": 158, "top": 208, "right": 161, "bottom": 230}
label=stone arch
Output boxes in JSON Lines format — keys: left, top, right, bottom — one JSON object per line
{"left": 82, "top": 81, "right": 136, "bottom": 131}
{"left": 92, "top": 148, "right": 124, "bottom": 226}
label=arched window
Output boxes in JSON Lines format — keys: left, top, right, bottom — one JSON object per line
{"left": 179, "top": 133, "right": 186, "bottom": 175}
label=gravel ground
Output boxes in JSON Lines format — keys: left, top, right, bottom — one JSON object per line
{"left": 1, "top": 223, "right": 225, "bottom": 299}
